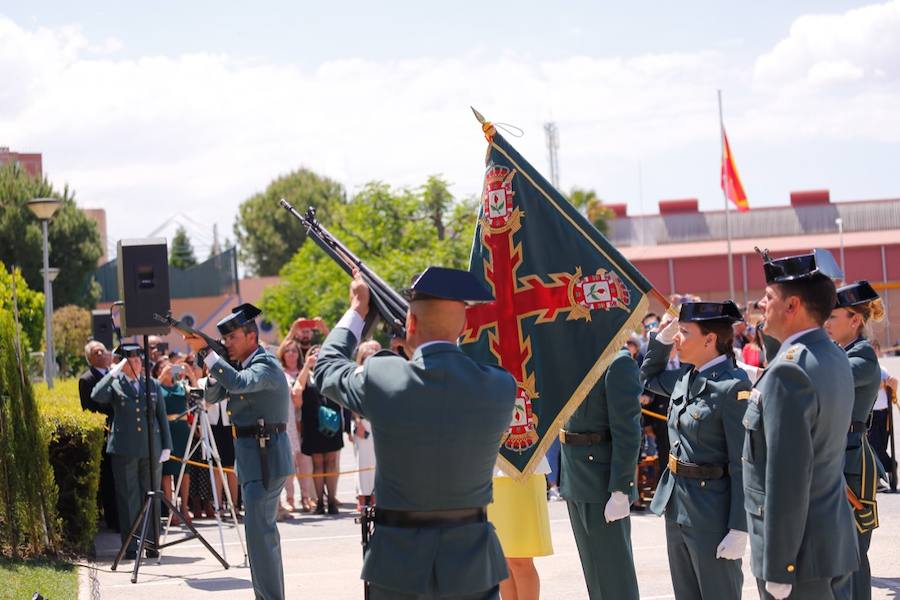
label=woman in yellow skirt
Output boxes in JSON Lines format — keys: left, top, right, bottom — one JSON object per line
{"left": 487, "top": 456, "right": 554, "bottom": 600}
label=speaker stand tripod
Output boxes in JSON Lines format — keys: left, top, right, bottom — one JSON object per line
{"left": 109, "top": 335, "right": 228, "bottom": 583}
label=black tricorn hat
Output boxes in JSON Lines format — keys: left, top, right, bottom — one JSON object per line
{"left": 836, "top": 280, "right": 879, "bottom": 308}
{"left": 757, "top": 247, "right": 843, "bottom": 284}
{"left": 678, "top": 301, "right": 743, "bottom": 323}
{"left": 114, "top": 343, "right": 143, "bottom": 357}
{"left": 216, "top": 303, "right": 262, "bottom": 335}
{"left": 400, "top": 267, "right": 493, "bottom": 304}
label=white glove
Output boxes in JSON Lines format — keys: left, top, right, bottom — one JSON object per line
{"left": 604, "top": 491, "right": 631, "bottom": 522}
{"left": 715, "top": 529, "right": 747, "bottom": 560}
{"left": 109, "top": 358, "right": 127, "bottom": 375}
{"left": 158, "top": 449, "right": 171, "bottom": 463}
{"left": 765, "top": 582, "right": 792, "bottom": 599}
{"left": 656, "top": 318, "right": 680, "bottom": 345}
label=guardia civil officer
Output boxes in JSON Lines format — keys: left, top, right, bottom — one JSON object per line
{"left": 744, "top": 249, "right": 858, "bottom": 600}
{"left": 183, "top": 303, "right": 292, "bottom": 600}
{"left": 314, "top": 267, "right": 515, "bottom": 600}
{"left": 641, "top": 301, "right": 752, "bottom": 600}
{"left": 91, "top": 343, "right": 173, "bottom": 559}
{"left": 824, "top": 281, "right": 885, "bottom": 600}
{"left": 559, "top": 342, "right": 642, "bottom": 599}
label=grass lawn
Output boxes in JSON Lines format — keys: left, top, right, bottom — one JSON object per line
{"left": 0, "top": 557, "right": 78, "bottom": 599}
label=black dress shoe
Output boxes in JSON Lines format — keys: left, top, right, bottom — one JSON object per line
{"left": 327, "top": 502, "right": 339, "bottom": 515}
{"left": 145, "top": 549, "right": 160, "bottom": 558}
{"left": 314, "top": 499, "right": 325, "bottom": 515}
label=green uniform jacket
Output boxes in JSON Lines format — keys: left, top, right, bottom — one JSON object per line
{"left": 560, "top": 349, "right": 642, "bottom": 503}
{"left": 91, "top": 372, "right": 173, "bottom": 458}
{"left": 641, "top": 338, "right": 751, "bottom": 533}
{"left": 742, "top": 328, "right": 859, "bottom": 585}
{"left": 205, "top": 347, "right": 293, "bottom": 485}
{"left": 315, "top": 328, "right": 515, "bottom": 596}
{"left": 844, "top": 337, "right": 881, "bottom": 530}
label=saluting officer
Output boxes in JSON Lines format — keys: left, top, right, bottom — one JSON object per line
{"left": 91, "top": 343, "right": 173, "bottom": 559}
{"left": 183, "top": 303, "right": 293, "bottom": 600}
{"left": 314, "top": 267, "right": 515, "bottom": 600}
{"left": 744, "top": 249, "right": 858, "bottom": 600}
{"left": 559, "top": 342, "right": 643, "bottom": 600}
{"left": 641, "top": 301, "right": 752, "bottom": 600}
{"left": 825, "top": 280, "right": 886, "bottom": 600}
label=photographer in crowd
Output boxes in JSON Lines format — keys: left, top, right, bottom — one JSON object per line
{"left": 156, "top": 358, "right": 199, "bottom": 524}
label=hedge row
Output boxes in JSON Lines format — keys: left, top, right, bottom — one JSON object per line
{"left": 35, "top": 379, "right": 106, "bottom": 555}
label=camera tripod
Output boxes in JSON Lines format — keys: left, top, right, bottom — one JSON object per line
{"left": 110, "top": 335, "right": 228, "bottom": 582}
{"left": 160, "top": 389, "right": 248, "bottom": 566}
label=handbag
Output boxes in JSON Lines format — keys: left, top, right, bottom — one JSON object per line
{"left": 318, "top": 404, "right": 341, "bottom": 437}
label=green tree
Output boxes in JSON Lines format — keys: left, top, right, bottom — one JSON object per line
{"left": 260, "top": 176, "right": 478, "bottom": 336}
{"left": 567, "top": 187, "right": 614, "bottom": 236}
{"left": 0, "top": 163, "right": 103, "bottom": 308}
{"left": 233, "top": 168, "right": 346, "bottom": 276}
{"left": 0, "top": 262, "right": 44, "bottom": 353}
{"left": 169, "top": 225, "right": 198, "bottom": 270}
{"left": 0, "top": 308, "right": 59, "bottom": 557}
{"left": 51, "top": 305, "right": 92, "bottom": 377}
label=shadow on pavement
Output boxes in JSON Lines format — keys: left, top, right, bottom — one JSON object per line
{"left": 186, "top": 576, "right": 253, "bottom": 592}
{"left": 873, "top": 577, "right": 900, "bottom": 598}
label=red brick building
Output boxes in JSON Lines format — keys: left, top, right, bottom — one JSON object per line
{"left": 608, "top": 190, "right": 900, "bottom": 348}
{"left": 0, "top": 147, "right": 42, "bottom": 177}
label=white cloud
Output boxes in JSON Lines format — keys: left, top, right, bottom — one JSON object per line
{"left": 754, "top": 0, "right": 900, "bottom": 86}
{"left": 1, "top": 5, "right": 899, "bottom": 258}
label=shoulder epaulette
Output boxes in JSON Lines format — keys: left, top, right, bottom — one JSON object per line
{"left": 783, "top": 344, "right": 805, "bottom": 362}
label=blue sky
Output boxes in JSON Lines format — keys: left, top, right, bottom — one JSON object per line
{"left": 2, "top": 1, "right": 898, "bottom": 257}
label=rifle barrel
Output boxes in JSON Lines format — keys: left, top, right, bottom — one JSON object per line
{"left": 279, "top": 199, "right": 409, "bottom": 338}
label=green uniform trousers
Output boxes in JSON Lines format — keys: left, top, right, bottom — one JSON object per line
{"left": 851, "top": 530, "right": 871, "bottom": 600}
{"left": 566, "top": 501, "right": 639, "bottom": 600}
{"left": 755, "top": 574, "right": 851, "bottom": 599}
{"left": 369, "top": 583, "right": 499, "bottom": 599}
{"left": 243, "top": 475, "right": 287, "bottom": 600}
{"left": 665, "top": 520, "right": 742, "bottom": 600}
{"left": 110, "top": 454, "right": 160, "bottom": 552}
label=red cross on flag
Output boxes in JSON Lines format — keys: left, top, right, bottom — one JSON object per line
{"left": 461, "top": 113, "right": 657, "bottom": 478}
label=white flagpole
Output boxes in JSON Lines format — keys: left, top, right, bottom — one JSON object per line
{"left": 718, "top": 89, "right": 735, "bottom": 300}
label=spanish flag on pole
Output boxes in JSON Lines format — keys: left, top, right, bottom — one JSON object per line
{"left": 720, "top": 129, "right": 749, "bottom": 212}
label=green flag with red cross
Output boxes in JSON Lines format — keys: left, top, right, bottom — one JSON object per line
{"left": 460, "top": 112, "right": 656, "bottom": 479}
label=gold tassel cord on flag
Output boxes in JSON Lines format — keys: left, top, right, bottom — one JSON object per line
{"left": 641, "top": 408, "right": 667, "bottom": 422}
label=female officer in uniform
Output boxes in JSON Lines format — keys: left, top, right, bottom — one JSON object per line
{"left": 824, "top": 280, "right": 885, "bottom": 600}
{"left": 640, "top": 301, "right": 752, "bottom": 600}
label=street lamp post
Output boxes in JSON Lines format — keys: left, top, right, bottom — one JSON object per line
{"left": 27, "top": 197, "right": 61, "bottom": 388}
{"left": 40, "top": 267, "right": 60, "bottom": 380}
{"left": 835, "top": 217, "right": 845, "bottom": 283}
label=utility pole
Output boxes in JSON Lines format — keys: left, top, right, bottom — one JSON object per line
{"left": 544, "top": 122, "right": 560, "bottom": 189}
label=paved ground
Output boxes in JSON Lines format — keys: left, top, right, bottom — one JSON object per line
{"left": 82, "top": 441, "right": 900, "bottom": 600}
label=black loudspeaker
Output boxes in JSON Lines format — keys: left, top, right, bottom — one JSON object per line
{"left": 91, "top": 310, "right": 114, "bottom": 349}
{"left": 117, "top": 238, "right": 171, "bottom": 337}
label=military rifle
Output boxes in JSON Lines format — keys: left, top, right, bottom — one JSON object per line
{"left": 278, "top": 199, "right": 408, "bottom": 339}
{"left": 153, "top": 312, "right": 230, "bottom": 361}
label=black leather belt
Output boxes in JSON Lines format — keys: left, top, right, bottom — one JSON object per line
{"left": 668, "top": 454, "right": 727, "bottom": 480}
{"left": 374, "top": 507, "right": 486, "bottom": 529}
{"left": 559, "top": 430, "right": 610, "bottom": 446}
{"left": 232, "top": 422, "right": 287, "bottom": 438}
{"left": 849, "top": 421, "right": 868, "bottom": 433}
